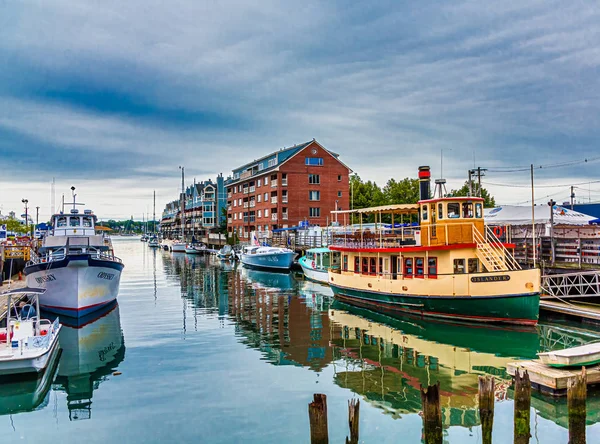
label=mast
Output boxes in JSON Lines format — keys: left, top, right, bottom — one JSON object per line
{"left": 153, "top": 190, "right": 156, "bottom": 235}
{"left": 180, "top": 166, "right": 185, "bottom": 240}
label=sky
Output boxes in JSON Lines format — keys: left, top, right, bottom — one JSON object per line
{"left": 1, "top": 0, "right": 600, "bottom": 221}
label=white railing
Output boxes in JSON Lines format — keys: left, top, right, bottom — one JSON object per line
{"left": 243, "top": 188, "right": 249, "bottom": 194}
{"left": 282, "top": 197, "right": 288, "bottom": 203}
{"left": 281, "top": 179, "right": 288, "bottom": 186}
{"left": 282, "top": 214, "right": 288, "bottom": 220}
{"left": 483, "top": 226, "right": 521, "bottom": 270}
{"left": 243, "top": 202, "right": 249, "bottom": 208}
{"left": 250, "top": 201, "right": 256, "bottom": 208}
{"left": 271, "top": 214, "right": 278, "bottom": 221}
{"left": 271, "top": 197, "right": 278, "bottom": 204}
{"left": 271, "top": 181, "right": 278, "bottom": 188}
{"left": 541, "top": 271, "right": 600, "bottom": 299}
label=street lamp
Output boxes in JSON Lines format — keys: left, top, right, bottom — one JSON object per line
{"left": 21, "top": 199, "right": 29, "bottom": 237}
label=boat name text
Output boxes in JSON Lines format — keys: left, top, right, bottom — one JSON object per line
{"left": 97, "top": 272, "right": 115, "bottom": 280}
{"left": 470, "top": 275, "right": 510, "bottom": 283}
{"left": 35, "top": 274, "right": 56, "bottom": 284}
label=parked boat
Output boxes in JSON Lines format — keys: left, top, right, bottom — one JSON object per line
{"left": 299, "top": 247, "right": 340, "bottom": 284}
{"left": 538, "top": 343, "right": 600, "bottom": 367}
{"left": 148, "top": 236, "right": 160, "bottom": 248}
{"left": 24, "top": 188, "right": 124, "bottom": 317}
{"left": 217, "top": 244, "right": 236, "bottom": 261}
{"left": 241, "top": 245, "right": 296, "bottom": 271}
{"left": 0, "top": 288, "right": 62, "bottom": 376}
{"left": 185, "top": 242, "right": 207, "bottom": 254}
{"left": 327, "top": 166, "right": 541, "bottom": 326}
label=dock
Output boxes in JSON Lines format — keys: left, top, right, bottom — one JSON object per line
{"left": 541, "top": 299, "right": 600, "bottom": 323}
{"left": 507, "top": 360, "right": 600, "bottom": 396}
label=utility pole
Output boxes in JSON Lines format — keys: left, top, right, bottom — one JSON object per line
{"left": 548, "top": 199, "right": 556, "bottom": 264}
{"left": 531, "top": 164, "right": 536, "bottom": 267}
{"left": 477, "top": 166, "right": 482, "bottom": 197}
{"left": 36, "top": 206, "right": 40, "bottom": 236}
{"left": 153, "top": 190, "right": 156, "bottom": 234}
{"left": 468, "top": 170, "right": 473, "bottom": 197}
{"left": 570, "top": 186, "right": 575, "bottom": 210}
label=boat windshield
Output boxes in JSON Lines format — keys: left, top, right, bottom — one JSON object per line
{"left": 57, "top": 217, "right": 67, "bottom": 227}
{"left": 70, "top": 217, "right": 81, "bottom": 227}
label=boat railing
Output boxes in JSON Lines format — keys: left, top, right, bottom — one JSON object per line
{"left": 331, "top": 225, "right": 422, "bottom": 249}
{"left": 482, "top": 225, "right": 521, "bottom": 270}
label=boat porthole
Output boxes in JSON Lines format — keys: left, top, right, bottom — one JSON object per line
{"left": 368, "top": 283, "right": 372, "bottom": 288}
{"left": 402, "top": 286, "right": 408, "bottom": 291}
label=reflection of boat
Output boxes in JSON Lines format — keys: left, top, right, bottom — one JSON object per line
{"left": 185, "top": 242, "right": 207, "bottom": 255}
{"left": 299, "top": 247, "right": 339, "bottom": 284}
{"left": 53, "top": 303, "right": 125, "bottom": 421}
{"left": 328, "top": 302, "right": 539, "bottom": 427}
{"left": 0, "top": 288, "right": 62, "bottom": 376}
{"left": 0, "top": 345, "right": 60, "bottom": 415}
{"left": 538, "top": 342, "right": 600, "bottom": 367}
{"left": 242, "top": 267, "right": 295, "bottom": 290}
{"left": 299, "top": 279, "right": 334, "bottom": 300}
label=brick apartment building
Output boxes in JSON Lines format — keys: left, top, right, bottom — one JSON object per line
{"left": 226, "top": 139, "right": 351, "bottom": 240}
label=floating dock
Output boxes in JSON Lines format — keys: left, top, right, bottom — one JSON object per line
{"left": 507, "top": 360, "right": 600, "bottom": 396}
{"left": 541, "top": 300, "right": 600, "bottom": 323}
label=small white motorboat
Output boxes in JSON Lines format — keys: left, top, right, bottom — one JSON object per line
{"left": 148, "top": 236, "right": 160, "bottom": 248}
{"left": 538, "top": 342, "right": 600, "bottom": 368}
{"left": 185, "top": 243, "right": 207, "bottom": 254}
{"left": 0, "top": 288, "right": 62, "bottom": 376}
{"left": 217, "top": 245, "right": 236, "bottom": 261}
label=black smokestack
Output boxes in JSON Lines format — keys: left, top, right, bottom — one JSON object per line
{"left": 418, "top": 166, "right": 431, "bottom": 201}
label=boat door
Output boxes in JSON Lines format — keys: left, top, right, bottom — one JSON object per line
{"left": 391, "top": 256, "right": 398, "bottom": 279}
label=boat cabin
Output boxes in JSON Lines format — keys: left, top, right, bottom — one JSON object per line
{"left": 52, "top": 209, "right": 97, "bottom": 237}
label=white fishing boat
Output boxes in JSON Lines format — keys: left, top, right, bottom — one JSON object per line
{"left": 538, "top": 343, "right": 600, "bottom": 367}
{"left": 24, "top": 187, "right": 124, "bottom": 317}
{"left": 298, "top": 247, "right": 340, "bottom": 284}
{"left": 0, "top": 288, "right": 62, "bottom": 376}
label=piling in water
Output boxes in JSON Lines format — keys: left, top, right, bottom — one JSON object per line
{"left": 478, "top": 375, "right": 495, "bottom": 444}
{"left": 308, "top": 393, "right": 328, "bottom": 444}
{"left": 514, "top": 369, "right": 531, "bottom": 444}
{"left": 420, "top": 382, "right": 442, "bottom": 444}
{"left": 568, "top": 367, "right": 587, "bottom": 444}
{"left": 345, "top": 399, "right": 360, "bottom": 444}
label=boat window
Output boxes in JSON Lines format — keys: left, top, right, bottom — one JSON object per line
{"left": 422, "top": 205, "right": 428, "bottom": 221}
{"left": 428, "top": 258, "right": 437, "bottom": 278}
{"left": 453, "top": 259, "right": 466, "bottom": 274}
{"left": 83, "top": 217, "right": 93, "bottom": 227}
{"left": 438, "top": 203, "right": 443, "bottom": 219}
{"left": 354, "top": 256, "right": 360, "bottom": 273}
{"left": 362, "top": 257, "right": 369, "bottom": 275}
{"left": 462, "top": 202, "right": 474, "bottom": 218}
{"left": 475, "top": 203, "right": 483, "bottom": 218}
{"left": 343, "top": 255, "right": 348, "bottom": 271}
{"left": 322, "top": 253, "right": 331, "bottom": 268}
{"left": 69, "top": 217, "right": 81, "bottom": 227}
{"left": 57, "top": 217, "right": 67, "bottom": 227}
{"left": 447, "top": 203, "right": 460, "bottom": 218}
{"left": 415, "top": 258, "right": 424, "bottom": 278}
{"left": 379, "top": 257, "right": 383, "bottom": 276}
{"left": 468, "top": 258, "right": 479, "bottom": 273}
{"left": 404, "top": 257, "right": 413, "bottom": 278}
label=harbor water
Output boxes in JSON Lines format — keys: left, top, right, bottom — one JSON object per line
{"left": 2, "top": 238, "right": 600, "bottom": 443}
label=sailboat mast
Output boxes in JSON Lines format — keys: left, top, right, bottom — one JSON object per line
{"left": 153, "top": 190, "right": 156, "bottom": 235}
{"left": 180, "top": 166, "right": 185, "bottom": 240}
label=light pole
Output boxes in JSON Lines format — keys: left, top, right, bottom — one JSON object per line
{"left": 36, "top": 206, "right": 40, "bottom": 231}
{"left": 21, "top": 199, "right": 29, "bottom": 237}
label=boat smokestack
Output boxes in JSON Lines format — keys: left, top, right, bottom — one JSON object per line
{"left": 418, "top": 166, "right": 431, "bottom": 201}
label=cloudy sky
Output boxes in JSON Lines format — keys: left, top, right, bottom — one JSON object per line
{"left": 1, "top": 0, "right": 600, "bottom": 221}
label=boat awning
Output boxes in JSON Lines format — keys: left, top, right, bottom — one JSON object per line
{"left": 331, "top": 204, "right": 419, "bottom": 216}
{"left": 0, "top": 287, "right": 46, "bottom": 296}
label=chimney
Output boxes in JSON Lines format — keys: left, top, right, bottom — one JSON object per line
{"left": 418, "top": 166, "right": 431, "bottom": 201}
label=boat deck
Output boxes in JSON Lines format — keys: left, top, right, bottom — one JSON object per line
{"left": 507, "top": 359, "right": 600, "bottom": 396}
{"left": 541, "top": 299, "right": 600, "bottom": 323}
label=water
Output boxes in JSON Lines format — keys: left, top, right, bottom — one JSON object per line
{"left": 2, "top": 238, "right": 600, "bottom": 443}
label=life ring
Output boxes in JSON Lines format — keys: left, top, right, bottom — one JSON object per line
{"left": 312, "top": 260, "right": 316, "bottom": 268}
{"left": 492, "top": 226, "right": 505, "bottom": 237}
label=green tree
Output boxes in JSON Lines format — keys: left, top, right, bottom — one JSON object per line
{"left": 0, "top": 218, "right": 27, "bottom": 234}
{"left": 450, "top": 181, "right": 496, "bottom": 208}
{"left": 383, "top": 178, "right": 420, "bottom": 205}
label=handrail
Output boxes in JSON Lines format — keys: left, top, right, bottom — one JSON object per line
{"left": 483, "top": 225, "right": 521, "bottom": 270}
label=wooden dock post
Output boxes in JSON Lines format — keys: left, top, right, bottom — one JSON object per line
{"left": 420, "top": 382, "right": 442, "bottom": 444}
{"left": 345, "top": 399, "right": 360, "bottom": 444}
{"left": 308, "top": 394, "right": 328, "bottom": 444}
{"left": 514, "top": 369, "right": 531, "bottom": 444}
{"left": 478, "top": 376, "right": 495, "bottom": 444}
{"left": 568, "top": 367, "right": 587, "bottom": 444}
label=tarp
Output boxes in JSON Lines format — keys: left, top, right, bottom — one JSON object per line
{"left": 484, "top": 205, "right": 596, "bottom": 226}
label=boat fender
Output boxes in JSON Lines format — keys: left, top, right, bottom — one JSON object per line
{"left": 312, "top": 260, "right": 316, "bottom": 269}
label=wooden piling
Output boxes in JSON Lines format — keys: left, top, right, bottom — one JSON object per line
{"left": 514, "top": 369, "right": 531, "bottom": 444}
{"left": 420, "top": 382, "right": 442, "bottom": 444}
{"left": 568, "top": 367, "right": 587, "bottom": 444}
{"left": 345, "top": 399, "right": 360, "bottom": 444}
{"left": 478, "top": 375, "right": 495, "bottom": 444}
{"left": 308, "top": 393, "right": 328, "bottom": 444}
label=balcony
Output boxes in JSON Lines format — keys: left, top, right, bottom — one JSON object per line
{"left": 271, "top": 181, "right": 278, "bottom": 188}
{"left": 282, "top": 213, "right": 288, "bottom": 220}
{"left": 243, "top": 202, "right": 249, "bottom": 209}
{"left": 282, "top": 197, "right": 288, "bottom": 204}
{"left": 281, "top": 179, "right": 287, "bottom": 186}
{"left": 271, "top": 214, "right": 278, "bottom": 221}
{"left": 271, "top": 197, "right": 278, "bottom": 204}
{"left": 227, "top": 205, "right": 232, "bottom": 211}
{"left": 227, "top": 192, "right": 232, "bottom": 198}
{"left": 250, "top": 201, "right": 256, "bottom": 208}
{"left": 249, "top": 186, "right": 256, "bottom": 193}
{"left": 227, "top": 218, "right": 232, "bottom": 224}
{"left": 243, "top": 188, "right": 249, "bottom": 194}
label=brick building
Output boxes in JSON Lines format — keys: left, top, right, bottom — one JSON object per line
{"left": 226, "top": 139, "right": 351, "bottom": 240}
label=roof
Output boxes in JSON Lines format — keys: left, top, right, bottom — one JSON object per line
{"left": 332, "top": 204, "right": 420, "bottom": 215}
{"left": 484, "top": 205, "right": 597, "bottom": 226}
{"left": 233, "top": 141, "right": 313, "bottom": 173}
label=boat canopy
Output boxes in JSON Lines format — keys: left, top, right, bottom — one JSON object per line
{"left": 484, "top": 205, "right": 597, "bottom": 226}
{"left": 0, "top": 287, "right": 46, "bottom": 296}
{"left": 331, "top": 203, "right": 419, "bottom": 215}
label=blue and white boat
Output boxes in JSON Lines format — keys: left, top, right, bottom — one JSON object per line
{"left": 24, "top": 188, "right": 124, "bottom": 317}
{"left": 298, "top": 247, "right": 340, "bottom": 285}
{"left": 240, "top": 245, "right": 296, "bottom": 271}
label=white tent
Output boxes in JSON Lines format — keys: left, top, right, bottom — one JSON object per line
{"left": 484, "top": 205, "right": 596, "bottom": 226}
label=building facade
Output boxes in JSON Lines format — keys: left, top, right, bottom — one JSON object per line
{"left": 226, "top": 139, "right": 351, "bottom": 240}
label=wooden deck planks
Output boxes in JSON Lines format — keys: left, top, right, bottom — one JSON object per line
{"left": 507, "top": 360, "right": 600, "bottom": 394}
{"left": 540, "top": 300, "right": 600, "bottom": 322}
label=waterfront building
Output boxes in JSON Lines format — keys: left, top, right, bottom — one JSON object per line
{"left": 161, "top": 174, "right": 228, "bottom": 238}
{"left": 226, "top": 139, "right": 351, "bottom": 241}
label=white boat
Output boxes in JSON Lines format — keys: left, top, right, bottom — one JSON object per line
{"left": 0, "top": 288, "right": 62, "bottom": 376}
{"left": 148, "top": 236, "right": 160, "bottom": 248}
{"left": 171, "top": 241, "right": 186, "bottom": 253}
{"left": 217, "top": 244, "right": 236, "bottom": 261}
{"left": 298, "top": 247, "right": 340, "bottom": 285}
{"left": 24, "top": 187, "right": 124, "bottom": 317}
{"left": 241, "top": 245, "right": 296, "bottom": 271}
{"left": 538, "top": 343, "right": 600, "bottom": 367}
{"left": 185, "top": 243, "right": 207, "bottom": 254}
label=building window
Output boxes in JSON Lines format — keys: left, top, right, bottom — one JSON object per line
{"left": 234, "top": 214, "right": 237, "bottom": 220}
{"left": 234, "top": 186, "right": 237, "bottom": 193}
{"left": 305, "top": 157, "right": 323, "bottom": 166}
{"left": 338, "top": 191, "right": 342, "bottom": 197}
{"left": 265, "top": 209, "right": 269, "bottom": 217}
{"left": 238, "top": 198, "right": 242, "bottom": 205}
{"left": 309, "top": 191, "right": 320, "bottom": 201}
{"left": 258, "top": 210, "right": 262, "bottom": 218}
{"left": 257, "top": 195, "right": 261, "bottom": 203}
{"left": 453, "top": 259, "right": 466, "bottom": 274}
{"left": 404, "top": 257, "right": 413, "bottom": 278}
{"left": 268, "top": 158, "right": 277, "bottom": 167}
{"left": 448, "top": 203, "right": 460, "bottom": 218}
{"left": 475, "top": 203, "right": 483, "bottom": 218}
{"left": 468, "top": 258, "right": 479, "bottom": 273}
{"left": 428, "top": 258, "right": 437, "bottom": 278}
{"left": 264, "top": 177, "right": 268, "bottom": 186}
{"left": 338, "top": 175, "right": 342, "bottom": 181}
{"left": 309, "top": 207, "right": 320, "bottom": 217}
{"left": 308, "top": 174, "right": 320, "bottom": 184}
{"left": 257, "top": 180, "right": 261, "bottom": 188}
{"left": 264, "top": 193, "right": 268, "bottom": 201}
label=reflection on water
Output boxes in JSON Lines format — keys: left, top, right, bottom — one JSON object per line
{"left": 53, "top": 303, "right": 125, "bottom": 421}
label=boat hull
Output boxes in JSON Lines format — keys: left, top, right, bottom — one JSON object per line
{"left": 241, "top": 251, "right": 296, "bottom": 271}
{"left": 299, "top": 257, "right": 329, "bottom": 284}
{"left": 0, "top": 326, "right": 62, "bottom": 376}
{"left": 24, "top": 255, "right": 124, "bottom": 317}
{"left": 329, "top": 283, "right": 540, "bottom": 325}
{"left": 171, "top": 244, "right": 186, "bottom": 253}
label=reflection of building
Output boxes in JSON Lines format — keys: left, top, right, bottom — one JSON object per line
{"left": 228, "top": 268, "right": 337, "bottom": 371}
{"left": 53, "top": 303, "right": 125, "bottom": 421}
